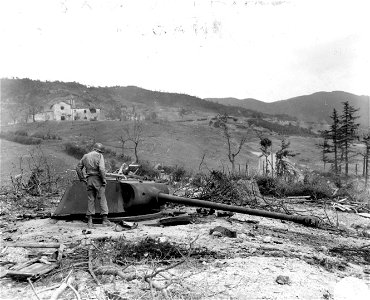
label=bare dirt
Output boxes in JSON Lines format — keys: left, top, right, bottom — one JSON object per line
{"left": 1, "top": 194, "right": 369, "bottom": 300}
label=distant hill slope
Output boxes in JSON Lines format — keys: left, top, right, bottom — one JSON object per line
{"left": 207, "top": 91, "right": 370, "bottom": 127}
{"left": 0, "top": 78, "right": 265, "bottom": 124}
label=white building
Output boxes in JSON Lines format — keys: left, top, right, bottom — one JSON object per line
{"left": 33, "top": 101, "right": 101, "bottom": 121}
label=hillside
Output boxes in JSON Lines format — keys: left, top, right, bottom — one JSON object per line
{"left": 207, "top": 91, "right": 370, "bottom": 127}
{"left": 0, "top": 78, "right": 265, "bottom": 125}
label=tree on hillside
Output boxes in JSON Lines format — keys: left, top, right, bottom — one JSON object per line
{"left": 2, "top": 78, "right": 46, "bottom": 122}
{"left": 275, "top": 139, "right": 297, "bottom": 178}
{"left": 212, "top": 113, "right": 248, "bottom": 173}
{"left": 259, "top": 137, "right": 272, "bottom": 175}
{"left": 328, "top": 108, "right": 342, "bottom": 175}
{"left": 123, "top": 120, "right": 145, "bottom": 163}
{"left": 361, "top": 132, "right": 370, "bottom": 187}
{"left": 339, "top": 101, "right": 360, "bottom": 176}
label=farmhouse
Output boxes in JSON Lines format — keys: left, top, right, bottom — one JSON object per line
{"left": 33, "top": 101, "right": 101, "bottom": 121}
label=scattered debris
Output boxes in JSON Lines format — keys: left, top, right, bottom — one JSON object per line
{"left": 158, "top": 214, "right": 191, "bottom": 226}
{"left": 215, "top": 210, "right": 234, "bottom": 217}
{"left": 329, "top": 244, "right": 370, "bottom": 264}
{"left": 196, "top": 208, "right": 215, "bottom": 215}
{"left": 358, "top": 213, "right": 370, "bottom": 219}
{"left": 7, "top": 258, "right": 58, "bottom": 280}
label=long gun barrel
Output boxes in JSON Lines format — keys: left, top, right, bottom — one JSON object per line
{"left": 157, "top": 193, "right": 320, "bottom": 227}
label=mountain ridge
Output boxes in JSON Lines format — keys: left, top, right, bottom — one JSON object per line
{"left": 207, "top": 91, "right": 370, "bottom": 127}
{"left": 1, "top": 78, "right": 368, "bottom": 127}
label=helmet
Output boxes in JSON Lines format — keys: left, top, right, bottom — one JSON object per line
{"left": 93, "top": 142, "right": 105, "bottom": 153}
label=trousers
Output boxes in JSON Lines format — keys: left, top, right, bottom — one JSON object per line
{"left": 86, "top": 175, "right": 108, "bottom": 216}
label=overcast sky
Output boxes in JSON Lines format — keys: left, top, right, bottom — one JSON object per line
{"left": 0, "top": 0, "right": 369, "bottom": 102}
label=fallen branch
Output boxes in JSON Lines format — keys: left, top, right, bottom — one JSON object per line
{"left": 94, "top": 266, "right": 139, "bottom": 281}
{"left": 50, "top": 270, "right": 74, "bottom": 300}
{"left": 28, "top": 277, "right": 41, "bottom": 300}
{"left": 88, "top": 247, "right": 100, "bottom": 285}
{"left": 67, "top": 282, "right": 81, "bottom": 300}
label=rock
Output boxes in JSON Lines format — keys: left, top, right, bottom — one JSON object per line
{"left": 276, "top": 275, "right": 291, "bottom": 285}
{"left": 157, "top": 236, "right": 169, "bottom": 243}
{"left": 209, "top": 226, "right": 237, "bottom": 238}
{"left": 212, "top": 231, "right": 223, "bottom": 238}
{"left": 262, "top": 236, "right": 272, "bottom": 243}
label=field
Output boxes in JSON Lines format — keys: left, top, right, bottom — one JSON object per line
{"left": 0, "top": 119, "right": 327, "bottom": 185}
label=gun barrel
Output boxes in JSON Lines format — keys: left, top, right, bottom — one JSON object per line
{"left": 158, "top": 193, "right": 320, "bottom": 227}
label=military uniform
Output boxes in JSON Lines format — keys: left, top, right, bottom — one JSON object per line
{"left": 76, "top": 143, "right": 111, "bottom": 227}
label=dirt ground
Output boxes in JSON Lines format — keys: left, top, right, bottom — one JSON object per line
{"left": 0, "top": 192, "right": 369, "bottom": 300}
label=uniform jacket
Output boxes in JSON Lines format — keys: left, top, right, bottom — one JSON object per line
{"left": 76, "top": 150, "right": 107, "bottom": 184}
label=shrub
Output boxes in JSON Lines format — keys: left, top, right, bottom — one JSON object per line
{"left": 255, "top": 176, "right": 282, "bottom": 196}
{"left": 171, "top": 165, "right": 187, "bottom": 182}
{"left": 136, "top": 160, "right": 160, "bottom": 179}
{"left": 64, "top": 142, "right": 89, "bottom": 159}
{"left": 14, "top": 129, "right": 28, "bottom": 136}
{"left": 32, "top": 131, "right": 62, "bottom": 140}
{"left": 64, "top": 143, "right": 117, "bottom": 159}
{"left": 106, "top": 158, "right": 121, "bottom": 173}
{"left": 117, "top": 154, "right": 132, "bottom": 163}
{"left": 255, "top": 175, "right": 333, "bottom": 199}
{"left": 0, "top": 133, "right": 42, "bottom": 145}
{"left": 162, "top": 165, "right": 188, "bottom": 182}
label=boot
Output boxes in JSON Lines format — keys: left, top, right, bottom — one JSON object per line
{"left": 87, "top": 216, "right": 95, "bottom": 229}
{"left": 102, "top": 215, "right": 112, "bottom": 227}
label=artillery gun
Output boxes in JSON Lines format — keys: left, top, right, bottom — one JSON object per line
{"left": 54, "top": 175, "right": 320, "bottom": 227}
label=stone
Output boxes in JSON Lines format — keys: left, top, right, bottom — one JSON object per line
{"left": 276, "top": 275, "right": 291, "bottom": 285}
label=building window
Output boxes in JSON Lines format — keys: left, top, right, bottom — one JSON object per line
{"left": 90, "top": 108, "right": 96, "bottom": 113}
{"left": 61, "top": 116, "right": 65, "bottom": 121}
{"left": 61, "top": 106, "right": 64, "bottom": 110}
{"left": 84, "top": 110, "right": 87, "bottom": 113}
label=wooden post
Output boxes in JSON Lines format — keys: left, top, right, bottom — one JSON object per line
{"left": 355, "top": 164, "right": 358, "bottom": 175}
{"left": 271, "top": 152, "right": 274, "bottom": 177}
{"left": 246, "top": 163, "right": 249, "bottom": 176}
{"left": 363, "top": 156, "right": 366, "bottom": 176}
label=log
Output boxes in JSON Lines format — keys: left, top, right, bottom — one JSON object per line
{"left": 7, "top": 242, "right": 61, "bottom": 248}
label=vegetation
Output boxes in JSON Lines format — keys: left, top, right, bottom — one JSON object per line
{"left": 211, "top": 113, "right": 249, "bottom": 173}
{"left": 64, "top": 142, "right": 117, "bottom": 160}
{"left": 0, "top": 131, "right": 42, "bottom": 145}
{"left": 247, "top": 118, "right": 315, "bottom": 136}
{"left": 319, "top": 101, "right": 361, "bottom": 180}
{"left": 255, "top": 175, "right": 333, "bottom": 199}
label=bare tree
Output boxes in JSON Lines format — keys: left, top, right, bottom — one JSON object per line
{"left": 124, "top": 120, "right": 145, "bottom": 163}
{"left": 213, "top": 113, "right": 248, "bottom": 173}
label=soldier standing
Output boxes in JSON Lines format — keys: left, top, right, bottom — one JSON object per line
{"left": 76, "top": 143, "right": 111, "bottom": 228}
